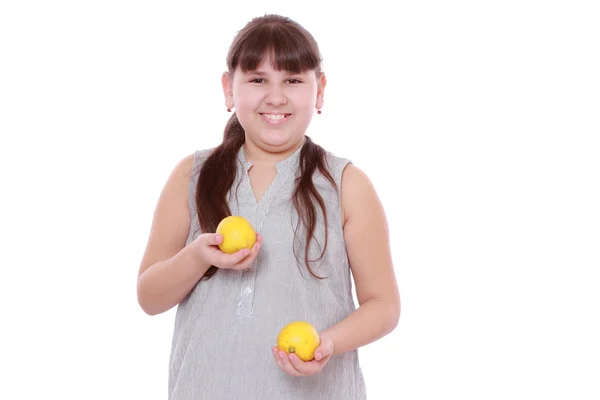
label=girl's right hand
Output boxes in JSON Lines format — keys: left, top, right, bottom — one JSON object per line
{"left": 192, "top": 232, "right": 263, "bottom": 270}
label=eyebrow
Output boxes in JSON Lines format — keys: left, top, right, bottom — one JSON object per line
{"left": 244, "top": 70, "right": 303, "bottom": 76}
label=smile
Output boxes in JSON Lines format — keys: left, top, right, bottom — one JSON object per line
{"left": 259, "top": 113, "right": 291, "bottom": 125}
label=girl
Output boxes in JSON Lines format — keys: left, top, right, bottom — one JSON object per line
{"left": 137, "top": 13, "right": 400, "bottom": 400}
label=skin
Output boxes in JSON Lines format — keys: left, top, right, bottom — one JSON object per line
{"left": 222, "top": 56, "right": 401, "bottom": 377}
{"left": 136, "top": 54, "right": 400, "bottom": 377}
{"left": 221, "top": 55, "right": 325, "bottom": 166}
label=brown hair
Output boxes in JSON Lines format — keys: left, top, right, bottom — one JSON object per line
{"left": 196, "top": 14, "right": 336, "bottom": 280}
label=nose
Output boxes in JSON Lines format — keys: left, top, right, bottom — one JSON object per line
{"left": 265, "top": 83, "right": 287, "bottom": 106}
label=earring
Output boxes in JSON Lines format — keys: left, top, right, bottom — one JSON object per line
{"left": 227, "top": 108, "right": 232, "bottom": 112}
{"left": 317, "top": 109, "right": 322, "bottom": 114}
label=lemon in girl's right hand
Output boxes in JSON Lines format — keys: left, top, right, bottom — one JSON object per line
{"left": 215, "top": 216, "right": 257, "bottom": 254}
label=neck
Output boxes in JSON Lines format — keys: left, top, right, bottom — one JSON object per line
{"left": 243, "top": 137, "right": 305, "bottom": 167}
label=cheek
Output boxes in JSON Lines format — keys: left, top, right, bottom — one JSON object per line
{"left": 290, "top": 91, "right": 316, "bottom": 110}
{"left": 233, "top": 87, "right": 259, "bottom": 110}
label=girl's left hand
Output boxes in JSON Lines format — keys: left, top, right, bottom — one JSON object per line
{"left": 271, "top": 336, "right": 334, "bottom": 377}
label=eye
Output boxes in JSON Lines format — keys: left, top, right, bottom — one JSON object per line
{"left": 287, "top": 78, "right": 302, "bottom": 84}
{"left": 250, "top": 78, "right": 265, "bottom": 83}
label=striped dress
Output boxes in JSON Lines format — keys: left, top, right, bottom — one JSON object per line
{"left": 168, "top": 142, "right": 367, "bottom": 399}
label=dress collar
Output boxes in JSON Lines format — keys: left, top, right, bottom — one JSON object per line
{"left": 237, "top": 138, "right": 305, "bottom": 173}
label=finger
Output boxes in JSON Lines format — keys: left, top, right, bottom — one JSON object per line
{"left": 314, "top": 340, "right": 334, "bottom": 361}
{"left": 223, "top": 248, "right": 252, "bottom": 266}
{"left": 272, "top": 347, "right": 286, "bottom": 372}
{"left": 288, "top": 353, "right": 316, "bottom": 375}
{"left": 212, "top": 233, "right": 224, "bottom": 246}
{"left": 200, "top": 233, "right": 223, "bottom": 247}
{"left": 251, "top": 234, "right": 263, "bottom": 250}
{"left": 277, "top": 350, "right": 302, "bottom": 376}
{"left": 212, "top": 247, "right": 250, "bottom": 269}
{"left": 232, "top": 237, "right": 263, "bottom": 270}
{"left": 245, "top": 234, "right": 263, "bottom": 258}
{"left": 273, "top": 348, "right": 298, "bottom": 376}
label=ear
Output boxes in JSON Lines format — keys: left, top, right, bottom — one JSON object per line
{"left": 316, "top": 72, "right": 327, "bottom": 110}
{"left": 221, "top": 71, "right": 234, "bottom": 110}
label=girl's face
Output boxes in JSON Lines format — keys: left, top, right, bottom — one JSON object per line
{"left": 222, "top": 56, "right": 325, "bottom": 152}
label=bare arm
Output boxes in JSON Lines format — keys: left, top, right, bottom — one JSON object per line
{"left": 321, "top": 164, "right": 401, "bottom": 355}
{"left": 136, "top": 153, "right": 263, "bottom": 316}
{"left": 136, "top": 154, "right": 210, "bottom": 316}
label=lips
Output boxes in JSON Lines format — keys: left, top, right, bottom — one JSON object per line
{"left": 260, "top": 113, "right": 291, "bottom": 118}
{"left": 259, "top": 113, "right": 291, "bottom": 124}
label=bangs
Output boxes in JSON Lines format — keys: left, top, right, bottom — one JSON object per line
{"left": 228, "top": 22, "right": 321, "bottom": 74}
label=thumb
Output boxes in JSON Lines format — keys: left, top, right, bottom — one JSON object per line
{"left": 314, "top": 338, "right": 334, "bottom": 361}
{"left": 208, "top": 233, "right": 223, "bottom": 245}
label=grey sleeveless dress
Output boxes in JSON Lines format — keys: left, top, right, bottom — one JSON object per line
{"left": 168, "top": 143, "right": 367, "bottom": 399}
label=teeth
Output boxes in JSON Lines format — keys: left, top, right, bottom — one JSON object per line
{"left": 263, "top": 114, "right": 287, "bottom": 120}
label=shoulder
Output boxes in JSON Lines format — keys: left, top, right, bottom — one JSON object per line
{"left": 315, "top": 146, "right": 381, "bottom": 225}
{"left": 340, "top": 163, "right": 382, "bottom": 226}
{"left": 321, "top": 150, "right": 352, "bottom": 187}
{"left": 323, "top": 149, "right": 351, "bottom": 168}
{"left": 167, "top": 147, "right": 217, "bottom": 192}
{"left": 172, "top": 153, "right": 195, "bottom": 181}
{"left": 340, "top": 163, "right": 374, "bottom": 197}
{"left": 186, "top": 147, "right": 218, "bottom": 178}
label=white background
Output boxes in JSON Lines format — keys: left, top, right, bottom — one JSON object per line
{"left": 1, "top": 1, "right": 598, "bottom": 399}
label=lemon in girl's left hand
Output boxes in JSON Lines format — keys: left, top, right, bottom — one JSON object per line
{"left": 215, "top": 216, "right": 257, "bottom": 254}
{"left": 277, "top": 321, "right": 321, "bottom": 361}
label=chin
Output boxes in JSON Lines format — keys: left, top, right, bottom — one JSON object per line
{"left": 259, "top": 131, "right": 296, "bottom": 149}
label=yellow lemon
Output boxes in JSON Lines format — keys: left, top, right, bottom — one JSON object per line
{"left": 215, "top": 216, "right": 256, "bottom": 254}
{"left": 276, "top": 321, "right": 320, "bottom": 361}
